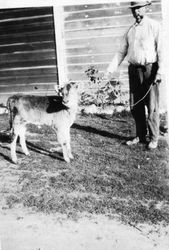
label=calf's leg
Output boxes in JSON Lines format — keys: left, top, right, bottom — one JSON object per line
{"left": 11, "top": 115, "right": 21, "bottom": 163}
{"left": 57, "top": 128, "right": 72, "bottom": 163}
{"left": 66, "top": 128, "right": 74, "bottom": 160}
{"left": 11, "top": 133, "right": 19, "bottom": 163}
{"left": 19, "top": 125, "right": 29, "bottom": 156}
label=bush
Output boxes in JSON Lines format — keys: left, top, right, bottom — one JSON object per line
{"left": 81, "top": 66, "right": 122, "bottom": 107}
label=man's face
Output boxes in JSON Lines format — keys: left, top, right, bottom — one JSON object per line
{"left": 131, "top": 6, "right": 146, "bottom": 23}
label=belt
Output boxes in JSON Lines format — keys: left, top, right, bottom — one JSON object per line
{"left": 129, "top": 62, "right": 156, "bottom": 67}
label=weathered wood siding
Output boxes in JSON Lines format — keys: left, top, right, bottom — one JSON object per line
{"left": 0, "top": 7, "right": 58, "bottom": 96}
{"left": 63, "top": 0, "right": 162, "bottom": 97}
{"left": 0, "top": 1, "right": 163, "bottom": 107}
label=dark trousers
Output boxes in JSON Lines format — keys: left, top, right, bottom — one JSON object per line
{"left": 128, "top": 63, "right": 160, "bottom": 142}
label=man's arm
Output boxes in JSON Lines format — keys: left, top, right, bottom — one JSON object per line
{"left": 105, "top": 32, "right": 128, "bottom": 76}
{"left": 154, "top": 22, "right": 163, "bottom": 84}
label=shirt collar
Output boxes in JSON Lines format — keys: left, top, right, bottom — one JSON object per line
{"left": 134, "top": 16, "right": 148, "bottom": 26}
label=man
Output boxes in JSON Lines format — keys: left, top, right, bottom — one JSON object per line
{"left": 105, "top": 1, "right": 162, "bottom": 149}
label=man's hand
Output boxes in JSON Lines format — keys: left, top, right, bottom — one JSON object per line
{"left": 103, "top": 71, "right": 115, "bottom": 81}
{"left": 154, "top": 73, "right": 161, "bottom": 85}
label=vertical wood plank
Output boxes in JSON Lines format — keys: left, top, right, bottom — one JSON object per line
{"left": 53, "top": 6, "right": 68, "bottom": 86}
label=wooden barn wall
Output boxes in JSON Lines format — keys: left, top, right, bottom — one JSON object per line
{"left": 63, "top": 0, "right": 162, "bottom": 98}
{"left": 0, "top": 7, "right": 58, "bottom": 96}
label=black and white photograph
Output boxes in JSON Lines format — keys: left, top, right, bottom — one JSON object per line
{"left": 0, "top": 0, "right": 168, "bottom": 249}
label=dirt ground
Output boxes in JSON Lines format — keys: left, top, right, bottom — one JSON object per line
{"left": 0, "top": 206, "right": 169, "bottom": 250}
{"left": 0, "top": 112, "right": 169, "bottom": 250}
{"left": 0, "top": 198, "right": 169, "bottom": 250}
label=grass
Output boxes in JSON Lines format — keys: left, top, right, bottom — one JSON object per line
{"left": 0, "top": 112, "right": 169, "bottom": 225}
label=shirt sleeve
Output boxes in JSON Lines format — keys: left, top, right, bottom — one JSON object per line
{"left": 107, "top": 31, "right": 128, "bottom": 73}
{"left": 155, "top": 22, "right": 163, "bottom": 75}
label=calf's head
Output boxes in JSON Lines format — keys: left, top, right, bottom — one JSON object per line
{"left": 59, "top": 82, "right": 78, "bottom": 108}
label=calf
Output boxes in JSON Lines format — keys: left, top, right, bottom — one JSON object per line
{"left": 7, "top": 82, "right": 78, "bottom": 163}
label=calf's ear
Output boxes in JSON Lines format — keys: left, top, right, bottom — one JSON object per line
{"left": 75, "top": 82, "right": 79, "bottom": 90}
{"left": 71, "top": 81, "right": 79, "bottom": 89}
{"left": 54, "top": 84, "right": 59, "bottom": 93}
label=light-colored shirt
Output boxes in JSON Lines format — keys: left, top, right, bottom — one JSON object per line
{"left": 107, "top": 16, "right": 162, "bottom": 75}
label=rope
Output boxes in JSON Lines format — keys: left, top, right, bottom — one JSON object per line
{"left": 130, "top": 83, "right": 153, "bottom": 107}
{"left": 95, "top": 73, "right": 155, "bottom": 108}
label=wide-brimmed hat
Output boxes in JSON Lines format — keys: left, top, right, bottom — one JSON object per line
{"left": 129, "top": 1, "right": 151, "bottom": 8}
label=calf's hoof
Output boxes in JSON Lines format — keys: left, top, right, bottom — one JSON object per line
{"left": 64, "top": 157, "right": 70, "bottom": 163}
{"left": 11, "top": 157, "right": 17, "bottom": 164}
{"left": 69, "top": 154, "right": 74, "bottom": 160}
{"left": 24, "top": 151, "right": 30, "bottom": 156}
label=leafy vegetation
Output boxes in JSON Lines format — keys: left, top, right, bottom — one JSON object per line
{"left": 81, "top": 66, "right": 124, "bottom": 107}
